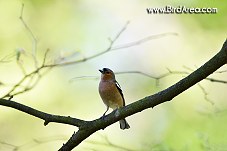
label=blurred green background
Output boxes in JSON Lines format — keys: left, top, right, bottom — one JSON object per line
{"left": 0, "top": 0, "right": 226, "bottom": 151}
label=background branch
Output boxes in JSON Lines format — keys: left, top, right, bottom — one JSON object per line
{"left": 86, "top": 135, "right": 136, "bottom": 151}
{"left": 1, "top": 20, "right": 175, "bottom": 99}
{"left": 0, "top": 98, "right": 86, "bottom": 127}
{"left": 0, "top": 135, "right": 67, "bottom": 151}
{"left": 19, "top": 3, "right": 38, "bottom": 68}
{"left": 0, "top": 3, "right": 177, "bottom": 99}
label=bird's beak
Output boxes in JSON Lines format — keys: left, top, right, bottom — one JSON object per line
{"left": 99, "top": 69, "right": 104, "bottom": 73}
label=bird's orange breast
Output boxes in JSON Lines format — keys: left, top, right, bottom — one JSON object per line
{"left": 99, "top": 81, "right": 124, "bottom": 109}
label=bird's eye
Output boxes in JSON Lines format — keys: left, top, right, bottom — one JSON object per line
{"left": 105, "top": 71, "right": 110, "bottom": 74}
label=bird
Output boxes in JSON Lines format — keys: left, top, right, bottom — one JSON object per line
{"left": 98, "top": 68, "right": 130, "bottom": 130}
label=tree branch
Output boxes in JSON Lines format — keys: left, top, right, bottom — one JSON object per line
{"left": 19, "top": 3, "right": 38, "bottom": 68}
{"left": 59, "top": 39, "right": 227, "bottom": 150}
{"left": 86, "top": 135, "right": 136, "bottom": 151}
{"left": 205, "top": 77, "right": 227, "bottom": 84}
{"left": 0, "top": 135, "right": 67, "bottom": 151}
{"left": 0, "top": 98, "right": 86, "bottom": 127}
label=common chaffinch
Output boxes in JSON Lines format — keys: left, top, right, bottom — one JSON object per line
{"left": 98, "top": 68, "right": 130, "bottom": 130}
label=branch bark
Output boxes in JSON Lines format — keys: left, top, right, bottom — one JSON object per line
{"left": 0, "top": 99, "right": 86, "bottom": 127}
{"left": 0, "top": 39, "right": 226, "bottom": 151}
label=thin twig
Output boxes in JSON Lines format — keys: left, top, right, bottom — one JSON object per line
{"left": 0, "top": 52, "right": 15, "bottom": 63}
{"left": 69, "top": 76, "right": 98, "bottom": 83}
{"left": 215, "top": 69, "right": 227, "bottom": 73}
{"left": 111, "top": 32, "right": 178, "bottom": 51}
{"left": 197, "top": 83, "right": 214, "bottom": 105}
{"left": 42, "top": 49, "right": 50, "bottom": 66}
{"left": 116, "top": 71, "right": 156, "bottom": 79}
{"left": 205, "top": 78, "right": 227, "bottom": 84}
{"left": 43, "top": 33, "right": 176, "bottom": 68}
{"left": 19, "top": 3, "right": 38, "bottom": 68}
{"left": 45, "top": 21, "right": 130, "bottom": 68}
{"left": 17, "top": 60, "right": 27, "bottom": 75}
{"left": 0, "top": 135, "right": 67, "bottom": 151}
{"left": 1, "top": 48, "right": 53, "bottom": 98}
{"left": 86, "top": 135, "right": 136, "bottom": 151}
{"left": 0, "top": 141, "right": 17, "bottom": 148}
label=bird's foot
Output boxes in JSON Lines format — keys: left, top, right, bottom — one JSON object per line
{"left": 100, "top": 114, "right": 105, "bottom": 120}
{"left": 114, "top": 108, "right": 120, "bottom": 117}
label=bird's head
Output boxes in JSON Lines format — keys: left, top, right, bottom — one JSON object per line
{"left": 99, "top": 68, "right": 115, "bottom": 81}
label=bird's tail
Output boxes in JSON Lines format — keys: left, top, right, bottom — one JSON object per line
{"left": 119, "top": 119, "right": 130, "bottom": 130}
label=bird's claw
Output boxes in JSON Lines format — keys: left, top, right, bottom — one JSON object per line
{"left": 100, "top": 114, "right": 105, "bottom": 120}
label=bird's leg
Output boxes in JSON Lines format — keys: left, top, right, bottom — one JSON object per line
{"left": 113, "top": 107, "right": 120, "bottom": 117}
{"left": 101, "top": 106, "right": 109, "bottom": 119}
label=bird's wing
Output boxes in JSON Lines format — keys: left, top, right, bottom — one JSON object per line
{"left": 115, "top": 80, "right": 125, "bottom": 106}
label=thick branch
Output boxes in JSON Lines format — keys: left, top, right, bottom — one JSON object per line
{"left": 0, "top": 99, "right": 86, "bottom": 127}
{"left": 59, "top": 39, "right": 227, "bottom": 150}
